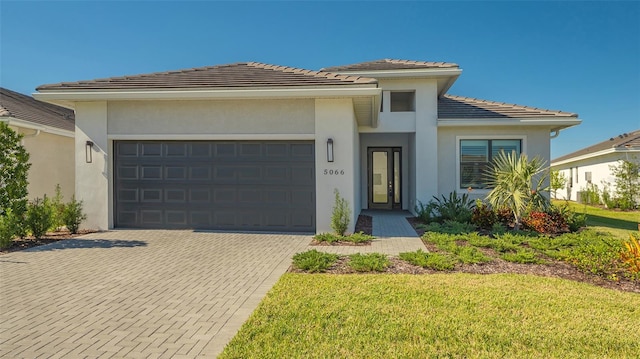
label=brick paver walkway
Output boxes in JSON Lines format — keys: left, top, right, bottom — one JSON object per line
{"left": 0, "top": 230, "right": 309, "bottom": 358}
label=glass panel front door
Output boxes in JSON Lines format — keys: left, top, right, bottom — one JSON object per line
{"left": 368, "top": 147, "right": 401, "bottom": 209}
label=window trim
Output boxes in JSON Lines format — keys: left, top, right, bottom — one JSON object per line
{"left": 456, "top": 135, "right": 527, "bottom": 193}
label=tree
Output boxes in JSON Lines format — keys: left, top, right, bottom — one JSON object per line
{"left": 0, "top": 123, "right": 31, "bottom": 216}
{"left": 485, "top": 151, "right": 549, "bottom": 230}
{"left": 550, "top": 170, "right": 567, "bottom": 199}
{"left": 609, "top": 158, "right": 640, "bottom": 210}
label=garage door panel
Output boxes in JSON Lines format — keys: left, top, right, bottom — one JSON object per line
{"left": 115, "top": 140, "right": 315, "bottom": 231}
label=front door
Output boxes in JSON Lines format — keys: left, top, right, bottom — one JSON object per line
{"left": 367, "top": 147, "right": 401, "bottom": 209}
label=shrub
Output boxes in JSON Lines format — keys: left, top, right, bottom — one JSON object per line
{"left": 62, "top": 196, "right": 86, "bottom": 234}
{"left": 501, "top": 249, "right": 543, "bottom": 264}
{"left": 495, "top": 207, "right": 514, "bottom": 228}
{"left": 451, "top": 245, "right": 492, "bottom": 264}
{"left": 467, "top": 232, "right": 494, "bottom": 247}
{"left": 620, "top": 234, "right": 640, "bottom": 274}
{"left": 399, "top": 250, "right": 455, "bottom": 270}
{"left": 0, "top": 209, "right": 18, "bottom": 249}
{"left": 491, "top": 222, "right": 507, "bottom": 236}
{"left": 292, "top": 250, "right": 339, "bottom": 273}
{"left": 331, "top": 189, "right": 351, "bottom": 236}
{"left": 609, "top": 159, "right": 640, "bottom": 210}
{"left": 348, "top": 253, "right": 390, "bottom": 272}
{"left": 49, "top": 184, "right": 65, "bottom": 231}
{"left": 552, "top": 203, "right": 586, "bottom": 232}
{"left": 580, "top": 183, "right": 601, "bottom": 205}
{"left": 415, "top": 200, "right": 437, "bottom": 223}
{"left": 521, "top": 210, "right": 568, "bottom": 235}
{"left": 551, "top": 230, "right": 622, "bottom": 277}
{"left": 485, "top": 151, "right": 549, "bottom": 230}
{"left": 0, "top": 123, "right": 31, "bottom": 217}
{"left": 423, "top": 220, "right": 476, "bottom": 235}
{"left": 431, "top": 191, "right": 474, "bottom": 223}
{"left": 313, "top": 232, "right": 341, "bottom": 243}
{"left": 344, "top": 231, "right": 375, "bottom": 244}
{"left": 471, "top": 200, "right": 497, "bottom": 230}
{"left": 25, "top": 196, "right": 54, "bottom": 239}
{"left": 489, "top": 233, "right": 527, "bottom": 253}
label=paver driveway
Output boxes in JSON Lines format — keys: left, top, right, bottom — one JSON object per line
{"left": 0, "top": 230, "right": 310, "bottom": 358}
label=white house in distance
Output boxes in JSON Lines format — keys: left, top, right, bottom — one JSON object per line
{"left": 0, "top": 87, "right": 75, "bottom": 200}
{"left": 551, "top": 129, "right": 640, "bottom": 201}
{"left": 34, "top": 59, "right": 580, "bottom": 233}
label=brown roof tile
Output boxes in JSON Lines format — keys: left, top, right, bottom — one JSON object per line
{"left": 0, "top": 88, "right": 75, "bottom": 131}
{"left": 552, "top": 129, "right": 640, "bottom": 163}
{"left": 438, "top": 95, "right": 578, "bottom": 119}
{"left": 37, "top": 62, "right": 378, "bottom": 91}
{"left": 322, "top": 59, "right": 459, "bottom": 72}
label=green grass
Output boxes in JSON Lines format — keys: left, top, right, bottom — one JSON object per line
{"left": 553, "top": 200, "right": 639, "bottom": 239}
{"left": 220, "top": 274, "right": 640, "bottom": 359}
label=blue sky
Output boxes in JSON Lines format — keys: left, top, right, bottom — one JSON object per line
{"left": 1, "top": 1, "right": 638, "bottom": 158}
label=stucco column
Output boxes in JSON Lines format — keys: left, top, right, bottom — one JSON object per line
{"left": 414, "top": 82, "right": 439, "bottom": 206}
{"left": 314, "top": 98, "right": 358, "bottom": 234}
{"left": 74, "top": 102, "right": 109, "bottom": 230}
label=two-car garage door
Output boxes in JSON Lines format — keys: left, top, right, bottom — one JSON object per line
{"left": 114, "top": 140, "right": 315, "bottom": 232}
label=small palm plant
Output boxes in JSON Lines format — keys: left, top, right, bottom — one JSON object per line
{"left": 485, "top": 151, "right": 550, "bottom": 230}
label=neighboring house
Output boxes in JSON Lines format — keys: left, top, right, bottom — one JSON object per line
{"left": 0, "top": 87, "right": 75, "bottom": 201}
{"left": 34, "top": 59, "right": 580, "bottom": 232}
{"left": 551, "top": 129, "right": 640, "bottom": 202}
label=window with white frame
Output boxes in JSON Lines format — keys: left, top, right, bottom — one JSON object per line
{"left": 460, "top": 139, "right": 522, "bottom": 189}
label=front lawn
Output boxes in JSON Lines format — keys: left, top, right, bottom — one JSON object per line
{"left": 219, "top": 274, "right": 640, "bottom": 359}
{"left": 553, "top": 200, "right": 639, "bottom": 238}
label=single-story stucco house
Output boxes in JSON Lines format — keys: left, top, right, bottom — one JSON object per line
{"left": 34, "top": 59, "right": 581, "bottom": 233}
{"left": 551, "top": 129, "right": 640, "bottom": 201}
{"left": 1, "top": 87, "right": 75, "bottom": 200}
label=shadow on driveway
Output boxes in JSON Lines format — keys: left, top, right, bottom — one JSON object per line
{"left": 24, "top": 239, "right": 147, "bottom": 252}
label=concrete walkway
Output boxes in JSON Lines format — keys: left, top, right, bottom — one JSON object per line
{"left": 0, "top": 230, "right": 309, "bottom": 358}
{"left": 313, "top": 210, "right": 426, "bottom": 255}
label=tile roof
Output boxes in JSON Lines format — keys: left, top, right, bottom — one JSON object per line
{"left": 321, "top": 59, "right": 459, "bottom": 72}
{"left": 438, "top": 95, "right": 578, "bottom": 119}
{"left": 37, "top": 62, "right": 378, "bottom": 91}
{"left": 552, "top": 129, "right": 640, "bottom": 163}
{"left": 0, "top": 88, "right": 75, "bottom": 131}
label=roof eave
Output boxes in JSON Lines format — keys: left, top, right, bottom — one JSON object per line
{"left": 34, "top": 86, "right": 382, "bottom": 106}
{"left": 438, "top": 117, "right": 581, "bottom": 129}
{"left": 329, "top": 68, "right": 462, "bottom": 79}
{"left": 551, "top": 147, "right": 640, "bottom": 167}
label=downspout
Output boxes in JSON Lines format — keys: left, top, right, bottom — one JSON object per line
{"left": 550, "top": 130, "right": 560, "bottom": 139}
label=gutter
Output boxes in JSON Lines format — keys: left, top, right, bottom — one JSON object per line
{"left": 0, "top": 117, "right": 74, "bottom": 138}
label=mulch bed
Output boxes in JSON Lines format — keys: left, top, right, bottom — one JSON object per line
{"left": 354, "top": 214, "right": 372, "bottom": 235}
{"left": 301, "top": 215, "right": 640, "bottom": 293}
{"left": 0, "top": 230, "right": 95, "bottom": 254}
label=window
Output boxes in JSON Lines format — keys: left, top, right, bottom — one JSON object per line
{"left": 460, "top": 139, "right": 521, "bottom": 189}
{"left": 390, "top": 91, "right": 415, "bottom": 112}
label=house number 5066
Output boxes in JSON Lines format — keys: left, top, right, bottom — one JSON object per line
{"left": 324, "top": 169, "right": 345, "bottom": 175}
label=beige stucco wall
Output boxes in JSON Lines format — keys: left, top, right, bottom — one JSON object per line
{"left": 437, "top": 126, "right": 551, "bottom": 200}
{"left": 75, "top": 101, "right": 109, "bottom": 230}
{"left": 315, "top": 98, "right": 359, "bottom": 234}
{"left": 357, "top": 79, "right": 439, "bottom": 212}
{"left": 10, "top": 126, "right": 74, "bottom": 201}
{"left": 107, "top": 99, "right": 315, "bottom": 135}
